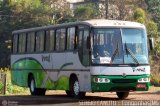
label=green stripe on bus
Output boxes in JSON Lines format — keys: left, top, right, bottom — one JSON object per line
{"left": 60, "top": 62, "right": 73, "bottom": 69}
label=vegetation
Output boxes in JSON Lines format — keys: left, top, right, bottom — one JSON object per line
{"left": 0, "top": 0, "right": 160, "bottom": 94}
{"left": 74, "top": 3, "right": 100, "bottom": 20}
{"left": 0, "top": 68, "right": 29, "bottom": 95}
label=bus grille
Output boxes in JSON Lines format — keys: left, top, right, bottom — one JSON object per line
{"left": 112, "top": 79, "right": 137, "bottom": 83}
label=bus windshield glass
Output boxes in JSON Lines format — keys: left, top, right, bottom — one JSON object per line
{"left": 91, "top": 28, "right": 148, "bottom": 65}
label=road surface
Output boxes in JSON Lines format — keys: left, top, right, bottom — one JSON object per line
{"left": 0, "top": 86, "right": 160, "bottom": 106}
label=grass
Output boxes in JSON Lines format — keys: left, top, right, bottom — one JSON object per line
{"left": 0, "top": 68, "right": 29, "bottom": 95}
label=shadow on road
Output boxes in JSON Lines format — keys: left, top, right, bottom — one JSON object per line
{"left": 130, "top": 91, "right": 160, "bottom": 95}
{"left": 0, "top": 94, "right": 122, "bottom": 105}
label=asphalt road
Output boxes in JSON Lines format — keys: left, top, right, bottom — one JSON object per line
{"left": 0, "top": 86, "right": 160, "bottom": 106}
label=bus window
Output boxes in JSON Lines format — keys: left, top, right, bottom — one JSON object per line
{"left": 78, "top": 31, "right": 83, "bottom": 48}
{"left": 46, "top": 30, "right": 55, "bottom": 51}
{"left": 67, "top": 27, "right": 75, "bottom": 50}
{"left": 27, "top": 32, "right": 35, "bottom": 53}
{"left": 18, "top": 33, "right": 26, "bottom": 53}
{"left": 56, "top": 28, "right": 66, "bottom": 51}
{"left": 36, "top": 31, "right": 45, "bottom": 52}
{"left": 78, "top": 25, "right": 90, "bottom": 66}
{"left": 13, "top": 34, "right": 18, "bottom": 53}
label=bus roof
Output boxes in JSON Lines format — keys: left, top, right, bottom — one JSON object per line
{"left": 12, "top": 19, "right": 145, "bottom": 34}
{"left": 84, "top": 19, "right": 145, "bottom": 28}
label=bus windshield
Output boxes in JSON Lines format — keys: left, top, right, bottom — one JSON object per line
{"left": 91, "top": 28, "right": 148, "bottom": 65}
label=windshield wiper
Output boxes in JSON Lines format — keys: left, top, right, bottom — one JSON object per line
{"left": 125, "top": 42, "right": 139, "bottom": 65}
{"left": 111, "top": 43, "right": 119, "bottom": 62}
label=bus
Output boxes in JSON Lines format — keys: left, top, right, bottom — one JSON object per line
{"left": 11, "top": 19, "right": 150, "bottom": 99}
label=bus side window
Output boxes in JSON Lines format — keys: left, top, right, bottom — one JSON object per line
{"left": 18, "top": 33, "right": 26, "bottom": 53}
{"left": 45, "top": 30, "right": 55, "bottom": 51}
{"left": 56, "top": 28, "right": 66, "bottom": 51}
{"left": 78, "top": 25, "right": 90, "bottom": 66}
{"left": 78, "top": 30, "right": 83, "bottom": 63}
{"left": 13, "top": 34, "right": 18, "bottom": 53}
{"left": 67, "top": 27, "right": 75, "bottom": 50}
{"left": 27, "top": 32, "right": 35, "bottom": 53}
{"left": 36, "top": 31, "right": 45, "bottom": 52}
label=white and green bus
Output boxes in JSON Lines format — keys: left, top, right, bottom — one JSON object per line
{"left": 11, "top": 19, "right": 150, "bottom": 99}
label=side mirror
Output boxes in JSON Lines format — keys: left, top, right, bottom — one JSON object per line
{"left": 149, "top": 37, "right": 154, "bottom": 51}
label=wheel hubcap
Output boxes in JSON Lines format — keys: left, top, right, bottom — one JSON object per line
{"left": 30, "top": 79, "right": 35, "bottom": 92}
{"left": 73, "top": 81, "right": 79, "bottom": 96}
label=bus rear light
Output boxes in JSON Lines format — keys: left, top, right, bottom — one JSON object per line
{"left": 94, "top": 78, "right": 110, "bottom": 83}
{"left": 136, "top": 84, "right": 146, "bottom": 88}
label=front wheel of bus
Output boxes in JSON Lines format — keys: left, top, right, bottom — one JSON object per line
{"left": 70, "top": 78, "right": 85, "bottom": 98}
{"left": 116, "top": 92, "right": 129, "bottom": 99}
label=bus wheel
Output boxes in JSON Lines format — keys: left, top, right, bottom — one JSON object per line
{"left": 37, "top": 88, "right": 46, "bottom": 96}
{"left": 70, "top": 78, "right": 85, "bottom": 98}
{"left": 116, "top": 92, "right": 129, "bottom": 99}
{"left": 29, "top": 75, "right": 46, "bottom": 96}
{"left": 65, "top": 90, "right": 72, "bottom": 97}
{"left": 29, "top": 76, "right": 37, "bottom": 95}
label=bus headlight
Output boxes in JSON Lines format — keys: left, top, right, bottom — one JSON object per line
{"left": 138, "top": 78, "right": 150, "bottom": 83}
{"left": 94, "top": 78, "right": 110, "bottom": 83}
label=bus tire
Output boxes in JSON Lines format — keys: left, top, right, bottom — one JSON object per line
{"left": 65, "top": 90, "right": 72, "bottom": 97}
{"left": 29, "top": 75, "right": 46, "bottom": 96}
{"left": 70, "top": 77, "right": 85, "bottom": 98}
{"left": 37, "top": 88, "right": 46, "bottom": 96}
{"left": 116, "top": 92, "right": 129, "bottom": 99}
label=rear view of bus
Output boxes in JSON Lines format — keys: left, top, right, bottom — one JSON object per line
{"left": 90, "top": 20, "right": 150, "bottom": 99}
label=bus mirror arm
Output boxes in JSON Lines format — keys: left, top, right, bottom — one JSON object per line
{"left": 149, "top": 37, "right": 154, "bottom": 51}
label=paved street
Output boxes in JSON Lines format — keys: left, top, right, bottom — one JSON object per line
{"left": 0, "top": 87, "right": 160, "bottom": 106}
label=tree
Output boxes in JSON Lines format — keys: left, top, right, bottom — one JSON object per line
{"left": 74, "top": 3, "right": 100, "bottom": 20}
{"left": 147, "top": 21, "right": 158, "bottom": 38}
{"left": 10, "top": 0, "right": 52, "bottom": 29}
{"left": 42, "top": 0, "right": 73, "bottom": 24}
{"left": 133, "top": 8, "right": 158, "bottom": 38}
{"left": 134, "top": 8, "right": 145, "bottom": 24}
{"left": 145, "top": 0, "right": 160, "bottom": 30}
{"left": 101, "top": 0, "right": 146, "bottom": 20}
{"left": 0, "top": 0, "right": 12, "bottom": 67}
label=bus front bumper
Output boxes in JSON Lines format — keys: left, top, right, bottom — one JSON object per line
{"left": 91, "top": 75, "right": 150, "bottom": 92}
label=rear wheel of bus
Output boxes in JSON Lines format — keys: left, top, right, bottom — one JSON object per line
{"left": 70, "top": 77, "right": 85, "bottom": 98}
{"left": 29, "top": 75, "right": 46, "bottom": 96}
{"left": 116, "top": 92, "right": 129, "bottom": 99}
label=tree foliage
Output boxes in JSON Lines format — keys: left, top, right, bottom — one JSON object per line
{"left": 145, "top": 0, "right": 160, "bottom": 30}
{"left": 133, "top": 8, "right": 158, "bottom": 38}
{"left": 147, "top": 21, "right": 158, "bottom": 38}
{"left": 10, "top": 0, "right": 51, "bottom": 29}
{"left": 134, "top": 8, "right": 145, "bottom": 24}
{"left": 74, "top": 3, "right": 99, "bottom": 20}
{"left": 102, "top": 0, "right": 146, "bottom": 20}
